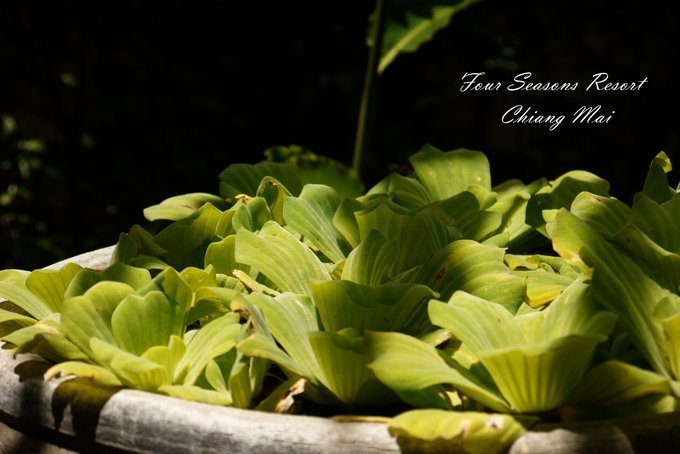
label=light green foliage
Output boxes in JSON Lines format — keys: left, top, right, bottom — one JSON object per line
{"left": 388, "top": 410, "right": 535, "bottom": 454}
{"left": 144, "top": 193, "right": 228, "bottom": 222}
{"left": 2, "top": 147, "right": 680, "bottom": 451}
{"left": 40, "top": 268, "right": 262, "bottom": 407}
{"left": 549, "top": 153, "right": 680, "bottom": 380}
{"left": 429, "top": 279, "right": 616, "bottom": 413}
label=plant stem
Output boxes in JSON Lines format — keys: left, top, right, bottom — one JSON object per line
{"left": 352, "top": 0, "right": 387, "bottom": 177}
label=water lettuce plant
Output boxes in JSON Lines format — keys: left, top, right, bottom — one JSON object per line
{"left": 1, "top": 146, "right": 679, "bottom": 453}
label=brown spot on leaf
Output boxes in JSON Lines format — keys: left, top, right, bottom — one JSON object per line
{"left": 434, "top": 266, "right": 447, "bottom": 285}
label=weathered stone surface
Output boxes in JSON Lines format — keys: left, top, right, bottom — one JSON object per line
{"left": 0, "top": 348, "right": 398, "bottom": 453}
{"left": 43, "top": 245, "right": 115, "bottom": 271}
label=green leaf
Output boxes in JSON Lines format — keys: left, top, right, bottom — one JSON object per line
{"left": 176, "top": 313, "right": 241, "bottom": 385}
{"left": 550, "top": 209, "right": 677, "bottom": 377}
{"left": 376, "top": 0, "right": 478, "bottom": 74}
{"left": 245, "top": 292, "right": 321, "bottom": 380}
{"left": 142, "top": 335, "right": 186, "bottom": 380}
{"left": 365, "top": 173, "right": 433, "bottom": 210}
{"left": 205, "top": 235, "right": 241, "bottom": 276}
{"left": 227, "top": 355, "right": 254, "bottom": 409}
{"left": 479, "top": 338, "right": 604, "bottom": 413}
{"left": 235, "top": 221, "right": 331, "bottom": 296}
{"left": 388, "top": 409, "right": 535, "bottom": 454}
{"left": 643, "top": 151, "right": 676, "bottom": 203}
{"left": 309, "top": 328, "right": 394, "bottom": 405}
{"left": 111, "top": 292, "right": 179, "bottom": 356}
{"left": 135, "top": 268, "right": 194, "bottom": 325}
{"left": 60, "top": 282, "right": 136, "bottom": 357}
{"left": 409, "top": 145, "right": 491, "bottom": 200}
{"left": 661, "top": 313, "right": 680, "bottom": 379}
{"left": 143, "top": 192, "right": 227, "bottom": 222}
{"left": 0, "top": 270, "right": 53, "bottom": 320}
{"left": 283, "top": 184, "right": 348, "bottom": 263}
{"left": 311, "top": 280, "right": 435, "bottom": 333}
{"left": 0, "top": 307, "right": 37, "bottom": 326}
{"left": 414, "top": 239, "right": 526, "bottom": 312}
{"left": 231, "top": 197, "right": 271, "bottom": 233}
{"left": 159, "top": 384, "right": 232, "bottom": 406}
{"left": 44, "top": 361, "right": 123, "bottom": 387}
{"left": 431, "top": 191, "right": 500, "bottom": 242}
{"left": 534, "top": 170, "right": 610, "bottom": 212}
{"left": 570, "top": 192, "right": 630, "bottom": 240}
{"left": 516, "top": 271, "right": 573, "bottom": 308}
{"left": 341, "top": 230, "right": 398, "bottom": 286}
{"left": 431, "top": 278, "right": 615, "bottom": 353}
{"left": 237, "top": 332, "right": 306, "bottom": 378}
{"left": 64, "top": 263, "right": 152, "bottom": 298}
{"left": 90, "top": 337, "right": 170, "bottom": 391}
{"left": 219, "top": 161, "right": 302, "bottom": 200}
{"left": 154, "top": 203, "right": 225, "bottom": 269}
{"left": 365, "top": 331, "right": 511, "bottom": 412}
{"left": 355, "top": 200, "right": 449, "bottom": 276}
{"left": 25, "top": 263, "right": 82, "bottom": 313}
{"left": 568, "top": 361, "right": 676, "bottom": 408}
{"left": 429, "top": 280, "right": 616, "bottom": 412}
{"left": 255, "top": 177, "right": 290, "bottom": 225}
{"left": 2, "top": 313, "right": 87, "bottom": 362}
{"left": 264, "top": 145, "right": 364, "bottom": 198}
{"left": 332, "top": 198, "right": 365, "bottom": 248}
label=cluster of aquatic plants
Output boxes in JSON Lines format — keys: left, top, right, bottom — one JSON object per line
{"left": 1, "top": 146, "right": 679, "bottom": 452}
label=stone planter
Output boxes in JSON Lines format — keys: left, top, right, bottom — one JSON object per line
{"left": 2, "top": 247, "right": 680, "bottom": 453}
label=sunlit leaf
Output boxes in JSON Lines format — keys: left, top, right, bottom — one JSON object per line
{"left": 90, "top": 337, "right": 170, "bottom": 391}
{"left": 0, "top": 270, "right": 53, "bottom": 320}
{"left": 143, "top": 192, "right": 227, "bottom": 222}
{"left": 25, "top": 263, "right": 82, "bottom": 313}
{"left": 409, "top": 145, "right": 491, "bottom": 200}
{"left": 159, "top": 384, "right": 232, "bottom": 406}
{"left": 341, "top": 230, "right": 398, "bottom": 285}
{"left": 365, "top": 330, "right": 511, "bottom": 412}
{"left": 414, "top": 239, "right": 526, "bottom": 312}
{"left": 64, "top": 263, "right": 151, "bottom": 298}
{"left": 283, "top": 184, "right": 348, "bottom": 263}
{"left": 429, "top": 279, "right": 616, "bottom": 412}
{"left": 388, "top": 409, "right": 535, "bottom": 454}
{"left": 177, "top": 313, "right": 241, "bottom": 385}
{"left": 235, "top": 221, "right": 331, "bottom": 296}
{"left": 111, "top": 291, "right": 178, "bottom": 356}
{"left": 570, "top": 192, "right": 630, "bottom": 240}
{"left": 311, "top": 280, "right": 435, "bottom": 333}
{"left": 45, "top": 361, "right": 123, "bottom": 387}
{"left": 61, "top": 282, "right": 136, "bottom": 357}
{"left": 550, "top": 209, "right": 677, "bottom": 377}
{"left": 355, "top": 200, "right": 449, "bottom": 276}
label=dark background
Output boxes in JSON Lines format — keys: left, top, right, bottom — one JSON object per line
{"left": 1, "top": 0, "right": 677, "bottom": 269}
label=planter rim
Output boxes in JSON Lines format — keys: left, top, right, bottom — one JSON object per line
{"left": 1, "top": 246, "right": 679, "bottom": 453}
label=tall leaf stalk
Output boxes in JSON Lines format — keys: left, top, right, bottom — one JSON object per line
{"left": 352, "top": 0, "right": 387, "bottom": 176}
